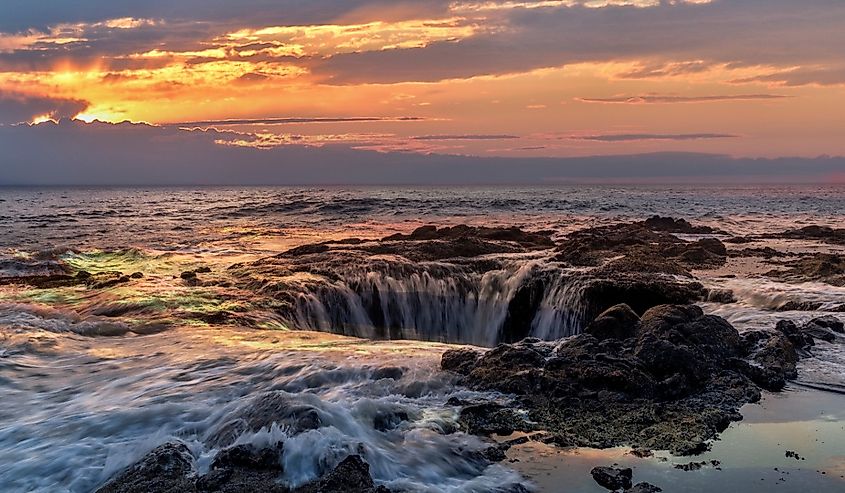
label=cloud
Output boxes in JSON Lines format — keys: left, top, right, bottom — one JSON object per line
{"left": 411, "top": 134, "right": 519, "bottom": 140}
{"left": 173, "top": 116, "right": 428, "bottom": 126}
{"left": 0, "top": 92, "right": 89, "bottom": 124}
{"left": 2, "top": 1, "right": 844, "bottom": 87}
{"left": 0, "top": 120, "right": 841, "bottom": 185}
{"left": 309, "top": 0, "right": 845, "bottom": 85}
{"left": 576, "top": 94, "right": 789, "bottom": 104}
{"left": 575, "top": 133, "right": 739, "bottom": 142}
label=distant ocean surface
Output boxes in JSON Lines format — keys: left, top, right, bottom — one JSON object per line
{"left": 1, "top": 185, "right": 844, "bottom": 492}
{"left": 2, "top": 185, "right": 844, "bottom": 253}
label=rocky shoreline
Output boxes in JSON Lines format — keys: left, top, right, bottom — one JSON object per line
{"left": 14, "top": 217, "right": 843, "bottom": 492}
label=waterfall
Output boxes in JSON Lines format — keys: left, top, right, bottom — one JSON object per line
{"left": 281, "top": 258, "right": 588, "bottom": 346}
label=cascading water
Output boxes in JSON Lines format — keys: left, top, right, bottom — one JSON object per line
{"left": 284, "top": 257, "right": 588, "bottom": 347}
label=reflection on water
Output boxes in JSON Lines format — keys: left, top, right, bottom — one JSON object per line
{"left": 509, "top": 389, "right": 845, "bottom": 493}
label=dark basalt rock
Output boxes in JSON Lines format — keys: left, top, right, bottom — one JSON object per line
{"left": 99, "top": 445, "right": 388, "bottom": 493}
{"left": 628, "top": 482, "right": 663, "bottom": 493}
{"left": 774, "top": 225, "right": 845, "bottom": 245}
{"left": 776, "top": 300, "right": 823, "bottom": 312}
{"left": 585, "top": 304, "right": 640, "bottom": 341}
{"left": 766, "top": 254, "right": 845, "bottom": 286}
{"left": 295, "top": 455, "right": 389, "bottom": 493}
{"left": 198, "top": 443, "right": 286, "bottom": 493}
{"left": 707, "top": 289, "right": 737, "bottom": 304}
{"left": 458, "top": 402, "right": 535, "bottom": 435}
{"left": 580, "top": 274, "right": 706, "bottom": 320}
{"left": 442, "top": 304, "right": 801, "bottom": 455}
{"left": 806, "top": 315, "right": 844, "bottom": 334}
{"left": 0, "top": 269, "right": 134, "bottom": 290}
{"left": 729, "top": 247, "right": 789, "bottom": 259}
{"left": 590, "top": 466, "right": 633, "bottom": 491}
{"left": 96, "top": 442, "right": 197, "bottom": 493}
{"left": 555, "top": 219, "right": 726, "bottom": 272}
{"left": 440, "top": 348, "right": 482, "bottom": 375}
{"left": 207, "top": 392, "right": 323, "bottom": 448}
{"left": 643, "top": 216, "right": 716, "bottom": 234}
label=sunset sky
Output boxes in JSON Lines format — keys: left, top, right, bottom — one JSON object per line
{"left": 1, "top": 0, "right": 844, "bottom": 183}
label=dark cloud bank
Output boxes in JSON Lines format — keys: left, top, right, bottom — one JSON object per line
{"left": 0, "top": 120, "right": 842, "bottom": 185}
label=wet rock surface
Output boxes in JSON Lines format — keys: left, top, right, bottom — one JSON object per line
{"left": 590, "top": 466, "right": 633, "bottom": 490}
{"left": 772, "top": 225, "right": 845, "bottom": 246}
{"left": 98, "top": 442, "right": 389, "bottom": 493}
{"left": 442, "top": 304, "right": 808, "bottom": 455}
{"left": 207, "top": 392, "right": 323, "bottom": 448}
{"left": 554, "top": 218, "right": 727, "bottom": 272}
{"left": 96, "top": 442, "right": 198, "bottom": 493}
{"left": 229, "top": 221, "right": 711, "bottom": 345}
{"left": 766, "top": 253, "right": 845, "bottom": 286}
{"left": 0, "top": 269, "right": 138, "bottom": 290}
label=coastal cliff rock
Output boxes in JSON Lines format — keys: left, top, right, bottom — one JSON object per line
{"left": 442, "top": 304, "right": 801, "bottom": 455}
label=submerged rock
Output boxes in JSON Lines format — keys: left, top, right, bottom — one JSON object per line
{"left": 628, "top": 482, "right": 663, "bottom": 493}
{"left": 590, "top": 466, "right": 633, "bottom": 491}
{"left": 766, "top": 253, "right": 845, "bottom": 286}
{"left": 773, "top": 225, "right": 845, "bottom": 245}
{"left": 805, "top": 315, "right": 844, "bottom": 334}
{"left": 207, "top": 392, "right": 323, "bottom": 448}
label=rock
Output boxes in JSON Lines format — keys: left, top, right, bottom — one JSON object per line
{"left": 806, "top": 315, "right": 844, "bottom": 334}
{"left": 198, "top": 443, "right": 286, "bottom": 493}
{"left": 585, "top": 304, "right": 640, "bottom": 341}
{"left": 295, "top": 455, "right": 387, "bottom": 493}
{"left": 207, "top": 392, "right": 322, "bottom": 447}
{"left": 801, "top": 323, "right": 837, "bottom": 343}
{"left": 129, "top": 272, "right": 144, "bottom": 279}
{"left": 775, "top": 320, "right": 814, "bottom": 351}
{"left": 180, "top": 270, "right": 197, "bottom": 280}
{"left": 628, "top": 483, "right": 663, "bottom": 493}
{"left": 766, "top": 254, "right": 845, "bottom": 286}
{"left": 707, "top": 289, "right": 737, "bottom": 304}
{"left": 458, "top": 402, "right": 533, "bottom": 435}
{"left": 590, "top": 466, "right": 633, "bottom": 491}
{"left": 372, "top": 407, "right": 410, "bottom": 431}
{"left": 441, "top": 348, "right": 482, "bottom": 375}
{"left": 464, "top": 341, "right": 547, "bottom": 394}
{"left": 580, "top": 275, "right": 706, "bottom": 320}
{"left": 776, "top": 300, "right": 823, "bottom": 311}
{"left": 371, "top": 366, "right": 405, "bottom": 380}
{"left": 452, "top": 304, "right": 801, "bottom": 456}
{"left": 96, "top": 442, "right": 197, "bottom": 493}
{"left": 210, "top": 443, "right": 283, "bottom": 471}
{"left": 99, "top": 442, "right": 387, "bottom": 493}
{"left": 776, "top": 225, "right": 845, "bottom": 245}
{"left": 643, "top": 216, "right": 715, "bottom": 234}
{"left": 744, "top": 329, "right": 800, "bottom": 382}
{"left": 555, "top": 220, "right": 725, "bottom": 272}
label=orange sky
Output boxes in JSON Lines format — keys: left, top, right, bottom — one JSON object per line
{"left": 1, "top": 0, "right": 844, "bottom": 159}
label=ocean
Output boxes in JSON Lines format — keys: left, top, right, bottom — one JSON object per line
{"left": 1, "top": 185, "right": 844, "bottom": 492}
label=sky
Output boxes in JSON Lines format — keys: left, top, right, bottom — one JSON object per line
{"left": 0, "top": 0, "right": 844, "bottom": 184}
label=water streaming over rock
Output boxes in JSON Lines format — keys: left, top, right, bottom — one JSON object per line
{"left": 283, "top": 259, "right": 588, "bottom": 346}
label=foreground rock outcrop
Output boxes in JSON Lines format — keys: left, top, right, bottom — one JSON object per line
{"left": 97, "top": 443, "right": 389, "bottom": 493}
{"left": 442, "top": 304, "right": 807, "bottom": 455}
